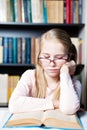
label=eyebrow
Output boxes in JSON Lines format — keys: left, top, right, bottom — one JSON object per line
{"left": 41, "top": 53, "right": 66, "bottom": 56}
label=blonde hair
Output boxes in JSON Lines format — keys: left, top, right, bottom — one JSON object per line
{"left": 35, "top": 28, "right": 77, "bottom": 99}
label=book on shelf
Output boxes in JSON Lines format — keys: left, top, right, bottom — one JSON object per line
{"left": 4, "top": 109, "right": 82, "bottom": 129}
{"left": 43, "top": 0, "right": 48, "bottom": 23}
{"left": 26, "top": 0, "right": 32, "bottom": 23}
{"left": 8, "top": 37, "right": 13, "bottom": 63}
{"left": 3, "top": 37, "right": 9, "bottom": 63}
{"left": 17, "top": 38, "right": 22, "bottom": 64}
{"left": 0, "top": 0, "right": 82, "bottom": 23}
{"left": 73, "top": 0, "right": 79, "bottom": 23}
{"left": 0, "top": 74, "right": 8, "bottom": 106}
{"left": 31, "top": 37, "right": 35, "bottom": 64}
{"left": 0, "top": 74, "right": 20, "bottom": 105}
{"left": 31, "top": 0, "right": 44, "bottom": 23}
{"left": 22, "top": 0, "right": 29, "bottom": 22}
{"left": 7, "top": 75, "right": 20, "bottom": 102}
{"left": 14, "top": 0, "right": 22, "bottom": 22}
{"left": 0, "top": 0, "right": 10, "bottom": 22}
{"left": 13, "top": 37, "right": 17, "bottom": 63}
{"left": 46, "top": 0, "right": 64, "bottom": 23}
{"left": 0, "top": 37, "right": 3, "bottom": 63}
{"left": 66, "top": 0, "right": 72, "bottom": 24}
{"left": 10, "top": 0, "right": 15, "bottom": 22}
{"left": 25, "top": 38, "right": 31, "bottom": 64}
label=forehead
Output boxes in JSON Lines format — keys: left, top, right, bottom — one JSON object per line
{"left": 41, "top": 39, "right": 66, "bottom": 54}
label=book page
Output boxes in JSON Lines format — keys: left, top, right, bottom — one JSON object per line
{"left": 6, "top": 111, "right": 44, "bottom": 126}
{"left": 44, "top": 109, "right": 77, "bottom": 122}
{"left": 43, "top": 109, "right": 82, "bottom": 129}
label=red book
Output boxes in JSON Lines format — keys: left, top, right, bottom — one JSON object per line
{"left": 66, "top": 0, "right": 72, "bottom": 24}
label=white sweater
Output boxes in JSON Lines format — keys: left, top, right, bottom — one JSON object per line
{"left": 9, "top": 69, "right": 82, "bottom": 114}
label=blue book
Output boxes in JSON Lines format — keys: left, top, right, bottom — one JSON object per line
{"left": 25, "top": 38, "right": 31, "bottom": 64}
{"left": 43, "top": 0, "right": 48, "bottom": 23}
{"left": 2, "top": 109, "right": 83, "bottom": 129}
{"left": 27, "top": 0, "right": 32, "bottom": 22}
{"left": 8, "top": 37, "right": 13, "bottom": 63}
{"left": 79, "top": 0, "right": 83, "bottom": 23}
{"left": 3, "top": 37, "right": 9, "bottom": 63}
{"left": 17, "top": 38, "right": 22, "bottom": 64}
{"left": 78, "top": 111, "right": 87, "bottom": 130}
{"left": 13, "top": 38, "right": 17, "bottom": 63}
{"left": 22, "top": 0, "right": 28, "bottom": 22}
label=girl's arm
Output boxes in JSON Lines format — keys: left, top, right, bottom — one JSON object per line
{"left": 9, "top": 70, "right": 54, "bottom": 113}
{"left": 59, "top": 61, "right": 82, "bottom": 114}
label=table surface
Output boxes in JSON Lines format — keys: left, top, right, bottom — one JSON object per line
{"left": 0, "top": 108, "right": 87, "bottom": 130}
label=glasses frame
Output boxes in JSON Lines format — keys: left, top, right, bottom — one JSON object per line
{"left": 38, "top": 54, "right": 69, "bottom": 65}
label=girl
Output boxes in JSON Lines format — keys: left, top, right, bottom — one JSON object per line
{"left": 9, "top": 28, "right": 82, "bottom": 114}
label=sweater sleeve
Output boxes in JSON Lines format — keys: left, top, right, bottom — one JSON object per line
{"left": 59, "top": 72, "right": 82, "bottom": 115}
{"left": 9, "top": 70, "right": 54, "bottom": 113}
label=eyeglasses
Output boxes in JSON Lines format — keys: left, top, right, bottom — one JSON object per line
{"left": 39, "top": 54, "right": 68, "bottom": 66}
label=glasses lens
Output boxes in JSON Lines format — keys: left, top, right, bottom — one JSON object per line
{"left": 39, "top": 58, "right": 50, "bottom": 65}
{"left": 55, "top": 55, "right": 68, "bottom": 64}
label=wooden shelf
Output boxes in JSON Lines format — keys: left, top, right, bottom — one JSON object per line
{"left": 0, "top": 64, "right": 35, "bottom": 75}
{"left": 0, "top": 23, "right": 85, "bottom": 37}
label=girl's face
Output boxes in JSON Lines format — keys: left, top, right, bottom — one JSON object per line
{"left": 39, "top": 39, "right": 68, "bottom": 78}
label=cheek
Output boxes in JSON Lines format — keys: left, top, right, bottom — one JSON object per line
{"left": 58, "top": 60, "right": 67, "bottom": 68}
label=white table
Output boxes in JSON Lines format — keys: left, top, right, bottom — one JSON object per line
{"left": 0, "top": 108, "right": 87, "bottom": 130}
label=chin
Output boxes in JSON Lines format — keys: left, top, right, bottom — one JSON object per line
{"left": 47, "top": 73, "right": 59, "bottom": 78}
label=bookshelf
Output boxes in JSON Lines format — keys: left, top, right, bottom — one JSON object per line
{"left": 0, "top": 0, "right": 86, "bottom": 108}
{"left": 0, "top": 23, "right": 84, "bottom": 74}
{"left": 0, "top": 23, "right": 85, "bottom": 107}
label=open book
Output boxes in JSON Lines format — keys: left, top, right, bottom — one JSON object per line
{"left": 4, "top": 109, "right": 82, "bottom": 129}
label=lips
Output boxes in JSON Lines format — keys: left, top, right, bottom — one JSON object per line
{"left": 48, "top": 69, "right": 59, "bottom": 73}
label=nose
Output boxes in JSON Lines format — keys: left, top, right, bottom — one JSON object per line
{"left": 49, "top": 59, "right": 55, "bottom": 66}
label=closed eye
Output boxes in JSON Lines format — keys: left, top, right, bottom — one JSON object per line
{"left": 55, "top": 56, "right": 64, "bottom": 59}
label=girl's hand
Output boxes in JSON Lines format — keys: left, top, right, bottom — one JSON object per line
{"left": 60, "top": 60, "right": 76, "bottom": 75}
{"left": 52, "top": 99, "right": 59, "bottom": 109}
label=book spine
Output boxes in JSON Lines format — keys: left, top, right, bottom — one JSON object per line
{"left": 26, "top": 0, "right": 32, "bottom": 23}
{"left": 10, "top": 0, "right": 15, "bottom": 21}
{"left": 17, "top": 0, "right": 22, "bottom": 22}
{"left": 25, "top": 38, "right": 31, "bottom": 64}
{"left": 0, "top": 37, "right": 3, "bottom": 63}
{"left": 14, "top": 0, "right": 18, "bottom": 22}
{"left": 66, "top": 0, "right": 71, "bottom": 23}
{"left": 22, "top": 38, "right": 26, "bottom": 64}
{"left": 63, "top": 0, "right": 66, "bottom": 23}
{"left": 8, "top": 75, "right": 20, "bottom": 102}
{"left": 43, "top": 0, "right": 48, "bottom": 23}
{"left": 31, "top": 37, "right": 35, "bottom": 64}
{"left": 3, "top": 37, "right": 9, "bottom": 63}
{"left": 31, "top": 0, "right": 44, "bottom": 23}
{"left": 13, "top": 38, "right": 17, "bottom": 63}
{"left": 79, "top": 0, "right": 83, "bottom": 23}
{"left": 0, "top": 0, "right": 7, "bottom": 22}
{"left": 17, "top": 38, "right": 22, "bottom": 64}
{"left": 0, "top": 74, "right": 8, "bottom": 105}
{"left": 6, "top": 0, "right": 11, "bottom": 22}
{"left": 73, "top": 0, "right": 79, "bottom": 23}
{"left": 7, "top": 75, "right": 13, "bottom": 102}
{"left": 8, "top": 37, "right": 13, "bottom": 63}
{"left": 22, "top": 0, "right": 28, "bottom": 22}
